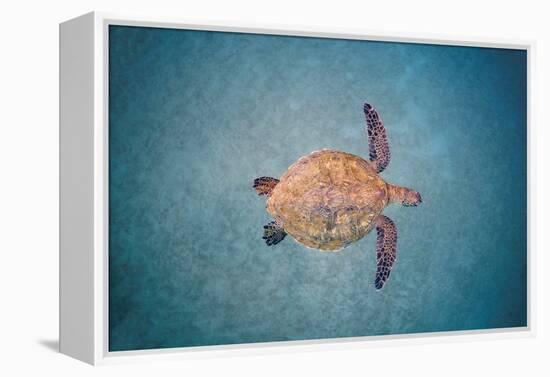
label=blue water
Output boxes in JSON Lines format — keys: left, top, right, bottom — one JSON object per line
{"left": 108, "top": 25, "right": 527, "bottom": 351}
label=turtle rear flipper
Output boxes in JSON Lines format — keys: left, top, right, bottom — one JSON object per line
{"left": 262, "top": 221, "right": 286, "bottom": 246}
{"left": 253, "top": 177, "right": 279, "bottom": 196}
{"left": 374, "top": 215, "right": 397, "bottom": 290}
{"left": 364, "top": 102, "right": 391, "bottom": 173}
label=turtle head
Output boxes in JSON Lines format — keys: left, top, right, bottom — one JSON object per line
{"left": 402, "top": 189, "right": 422, "bottom": 207}
{"left": 388, "top": 185, "right": 422, "bottom": 207}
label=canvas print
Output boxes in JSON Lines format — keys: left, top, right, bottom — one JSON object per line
{"left": 108, "top": 25, "right": 527, "bottom": 351}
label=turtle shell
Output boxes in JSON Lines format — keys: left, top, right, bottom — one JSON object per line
{"left": 267, "top": 149, "right": 389, "bottom": 251}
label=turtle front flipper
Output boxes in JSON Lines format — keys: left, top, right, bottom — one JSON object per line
{"left": 364, "top": 102, "right": 390, "bottom": 173}
{"left": 373, "top": 215, "right": 397, "bottom": 290}
{"left": 262, "top": 221, "right": 287, "bottom": 246}
{"left": 253, "top": 177, "right": 279, "bottom": 196}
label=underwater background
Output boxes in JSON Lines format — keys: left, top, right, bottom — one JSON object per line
{"left": 108, "top": 25, "right": 527, "bottom": 351}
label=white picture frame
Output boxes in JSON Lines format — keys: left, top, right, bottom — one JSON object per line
{"left": 59, "top": 11, "right": 534, "bottom": 365}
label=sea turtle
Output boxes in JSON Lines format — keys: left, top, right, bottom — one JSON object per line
{"left": 253, "top": 102, "right": 422, "bottom": 289}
